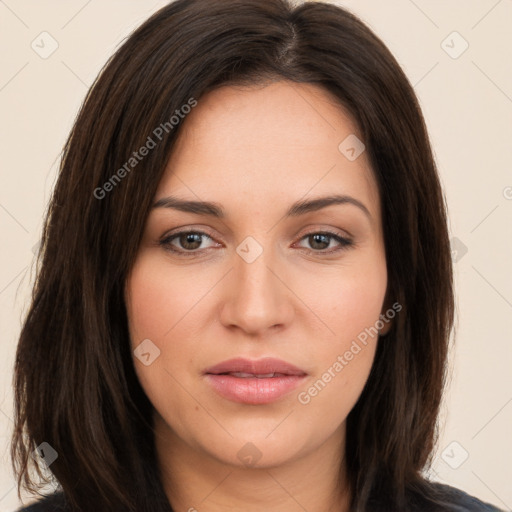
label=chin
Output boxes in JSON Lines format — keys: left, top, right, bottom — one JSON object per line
{"left": 212, "top": 440, "right": 303, "bottom": 470}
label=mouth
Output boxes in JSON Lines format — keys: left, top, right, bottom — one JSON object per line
{"left": 204, "top": 356, "right": 307, "bottom": 376}
{"left": 203, "top": 357, "right": 308, "bottom": 405}
{"left": 213, "top": 372, "right": 294, "bottom": 378}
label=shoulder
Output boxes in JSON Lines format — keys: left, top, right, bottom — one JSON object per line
{"left": 418, "top": 481, "right": 506, "bottom": 512}
{"left": 15, "top": 492, "right": 70, "bottom": 512}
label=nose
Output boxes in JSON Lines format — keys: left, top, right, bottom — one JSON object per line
{"left": 218, "top": 244, "right": 295, "bottom": 336}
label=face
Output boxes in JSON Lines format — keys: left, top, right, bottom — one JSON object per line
{"left": 125, "top": 80, "right": 391, "bottom": 471}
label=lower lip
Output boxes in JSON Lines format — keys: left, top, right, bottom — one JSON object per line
{"left": 205, "top": 374, "right": 306, "bottom": 405}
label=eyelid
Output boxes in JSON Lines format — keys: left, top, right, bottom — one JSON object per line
{"left": 158, "top": 225, "right": 354, "bottom": 256}
{"left": 294, "top": 224, "right": 354, "bottom": 242}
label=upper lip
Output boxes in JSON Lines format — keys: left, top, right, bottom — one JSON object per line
{"left": 204, "top": 357, "right": 307, "bottom": 376}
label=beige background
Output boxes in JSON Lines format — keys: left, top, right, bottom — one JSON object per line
{"left": 0, "top": 0, "right": 511, "bottom": 510}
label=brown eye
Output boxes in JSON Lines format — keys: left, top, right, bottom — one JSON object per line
{"left": 159, "top": 229, "right": 353, "bottom": 257}
{"left": 296, "top": 231, "right": 353, "bottom": 253}
{"left": 160, "top": 231, "right": 216, "bottom": 254}
{"left": 307, "top": 233, "right": 331, "bottom": 250}
{"left": 175, "top": 232, "right": 203, "bottom": 251}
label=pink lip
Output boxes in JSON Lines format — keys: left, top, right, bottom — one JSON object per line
{"left": 204, "top": 357, "right": 308, "bottom": 405}
{"left": 204, "top": 357, "right": 307, "bottom": 376}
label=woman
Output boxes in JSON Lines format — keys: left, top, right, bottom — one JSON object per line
{"left": 11, "top": 0, "right": 504, "bottom": 511}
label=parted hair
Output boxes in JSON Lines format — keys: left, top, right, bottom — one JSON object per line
{"left": 11, "top": 1, "right": 455, "bottom": 511}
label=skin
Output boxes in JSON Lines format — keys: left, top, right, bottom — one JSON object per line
{"left": 124, "top": 80, "right": 392, "bottom": 512}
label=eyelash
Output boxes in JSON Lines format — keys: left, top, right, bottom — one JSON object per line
{"left": 159, "top": 229, "right": 354, "bottom": 257}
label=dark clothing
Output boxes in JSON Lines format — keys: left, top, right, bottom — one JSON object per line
{"left": 16, "top": 491, "right": 67, "bottom": 511}
{"left": 15, "top": 482, "right": 506, "bottom": 511}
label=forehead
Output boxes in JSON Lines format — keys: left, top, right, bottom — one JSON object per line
{"left": 157, "top": 80, "right": 380, "bottom": 224}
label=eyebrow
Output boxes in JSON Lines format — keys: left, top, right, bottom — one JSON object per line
{"left": 152, "top": 194, "right": 372, "bottom": 221}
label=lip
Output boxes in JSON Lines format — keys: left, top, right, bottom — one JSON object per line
{"left": 204, "top": 357, "right": 308, "bottom": 405}
{"left": 204, "top": 357, "right": 307, "bottom": 376}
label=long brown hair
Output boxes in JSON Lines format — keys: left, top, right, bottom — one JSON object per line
{"left": 11, "top": 1, "right": 455, "bottom": 510}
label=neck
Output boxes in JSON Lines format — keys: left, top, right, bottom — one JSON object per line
{"left": 153, "top": 412, "right": 352, "bottom": 512}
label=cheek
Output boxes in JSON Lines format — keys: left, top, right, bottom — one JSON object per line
{"left": 294, "top": 275, "right": 383, "bottom": 423}
{"left": 125, "top": 254, "right": 208, "bottom": 345}
{"left": 291, "top": 254, "right": 386, "bottom": 414}
{"left": 295, "top": 253, "right": 387, "bottom": 345}
{"left": 296, "top": 340, "right": 377, "bottom": 433}
{"left": 124, "top": 255, "right": 205, "bottom": 403}
{"left": 125, "top": 255, "right": 204, "bottom": 414}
